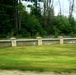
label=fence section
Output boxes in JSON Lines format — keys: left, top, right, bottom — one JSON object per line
{"left": 0, "top": 40, "right": 11, "bottom": 47}
{"left": 0, "top": 37, "right": 76, "bottom": 47}
{"left": 17, "top": 39, "right": 38, "bottom": 46}
{"left": 42, "top": 38, "right": 60, "bottom": 45}
{"left": 64, "top": 38, "right": 76, "bottom": 44}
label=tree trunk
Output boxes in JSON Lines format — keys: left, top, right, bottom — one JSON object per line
{"left": 43, "top": 0, "right": 47, "bottom": 26}
{"left": 58, "top": 0, "right": 61, "bottom": 15}
{"left": 14, "top": 0, "right": 18, "bottom": 34}
{"left": 69, "top": 0, "right": 75, "bottom": 19}
{"left": 18, "top": 11, "right": 22, "bottom": 31}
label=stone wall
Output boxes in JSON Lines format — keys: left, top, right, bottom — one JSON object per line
{"left": 17, "top": 39, "right": 37, "bottom": 46}
{"left": 0, "top": 40, "right": 11, "bottom": 47}
{"left": 42, "top": 38, "right": 60, "bottom": 45}
{"left": 0, "top": 37, "right": 76, "bottom": 47}
{"left": 64, "top": 38, "right": 76, "bottom": 44}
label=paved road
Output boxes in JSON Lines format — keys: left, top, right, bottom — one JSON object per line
{"left": 0, "top": 70, "right": 76, "bottom": 75}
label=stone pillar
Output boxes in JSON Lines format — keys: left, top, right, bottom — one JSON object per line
{"left": 10, "top": 37, "right": 16, "bottom": 46}
{"left": 59, "top": 36, "right": 63, "bottom": 44}
{"left": 37, "top": 37, "right": 42, "bottom": 46}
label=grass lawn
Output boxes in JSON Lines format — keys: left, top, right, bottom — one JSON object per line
{"left": 0, "top": 44, "right": 76, "bottom": 72}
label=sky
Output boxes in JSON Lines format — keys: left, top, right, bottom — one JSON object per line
{"left": 21, "top": 1, "right": 33, "bottom": 13}
{"left": 53, "top": 0, "right": 69, "bottom": 16}
{"left": 21, "top": 0, "right": 76, "bottom": 18}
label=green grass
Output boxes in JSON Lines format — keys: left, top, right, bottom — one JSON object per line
{"left": 0, "top": 44, "right": 76, "bottom": 72}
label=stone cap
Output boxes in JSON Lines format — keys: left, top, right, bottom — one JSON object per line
{"left": 58, "top": 36, "right": 63, "bottom": 39}
{"left": 10, "top": 37, "right": 16, "bottom": 40}
{"left": 36, "top": 37, "right": 42, "bottom": 39}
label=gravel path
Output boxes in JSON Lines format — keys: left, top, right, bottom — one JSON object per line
{"left": 0, "top": 70, "right": 76, "bottom": 75}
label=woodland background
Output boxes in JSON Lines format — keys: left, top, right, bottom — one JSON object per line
{"left": 0, "top": 0, "right": 76, "bottom": 38}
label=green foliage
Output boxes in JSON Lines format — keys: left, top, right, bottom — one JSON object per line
{"left": 68, "top": 17, "right": 76, "bottom": 33}
{"left": 18, "top": 11, "right": 44, "bottom": 37}
{"left": 0, "top": 0, "right": 76, "bottom": 38}
{"left": 52, "top": 26, "right": 60, "bottom": 37}
{"left": 55, "top": 15, "right": 72, "bottom": 35}
{"left": 17, "top": 2, "right": 25, "bottom": 11}
{"left": 0, "top": 0, "right": 17, "bottom": 37}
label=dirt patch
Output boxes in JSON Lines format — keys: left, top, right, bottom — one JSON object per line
{"left": 0, "top": 70, "right": 76, "bottom": 75}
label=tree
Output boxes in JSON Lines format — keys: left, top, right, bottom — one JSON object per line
{"left": 68, "top": 0, "right": 75, "bottom": 19}
{"left": 30, "top": 0, "right": 43, "bottom": 28}
{"left": 56, "top": 15, "right": 71, "bottom": 35}
{"left": 0, "top": 0, "right": 15, "bottom": 37}
{"left": 18, "top": 0, "right": 25, "bottom": 31}
{"left": 13, "top": 0, "right": 18, "bottom": 35}
{"left": 58, "top": 0, "right": 62, "bottom": 15}
{"left": 43, "top": 0, "right": 55, "bottom": 34}
{"left": 20, "top": 12, "right": 44, "bottom": 37}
